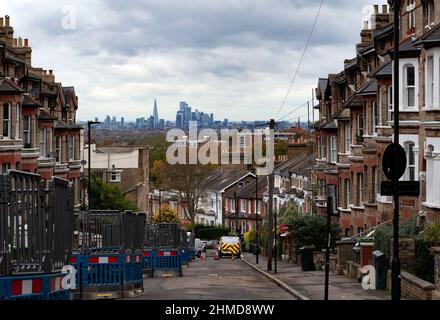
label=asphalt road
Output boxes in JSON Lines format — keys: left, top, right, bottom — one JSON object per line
{"left": 130, "top": 250, "right": 295, "bottom": 300}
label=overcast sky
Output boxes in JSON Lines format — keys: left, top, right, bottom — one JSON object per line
{"left": 3, "top": 0, "right": 387, "bottom": 122}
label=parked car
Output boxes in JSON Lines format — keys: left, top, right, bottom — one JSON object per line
{"left": 205, "top": 240, "right": 219, "bottom": 250}
{"left": 194, "top": 238, "right": 203, "bottom": 258}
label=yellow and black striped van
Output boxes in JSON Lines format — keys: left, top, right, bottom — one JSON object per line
{"left": 218, "top": 236, "right": 241, "bottom": 257}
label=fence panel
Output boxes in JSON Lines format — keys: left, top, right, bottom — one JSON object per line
{"left": 155, "top": 223, "right": 181, "bottom": 249}
{"left": 48, "top": 177, "right": 74, "bottom": 272}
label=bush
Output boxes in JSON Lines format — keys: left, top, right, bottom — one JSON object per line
{"left": 243, "top": 232, "right": 250, "bottom": 252}
{"left": 374, "top": 216, "right": 420, "bottom": 264}
{"left": 153, "top": 205, "right": 180, "bottom": 223}
{"left": 289, "top": 215, "right": 340, "bottom": 252}
{"left": 412, "top": 238, "right": 434, "bottom": 283}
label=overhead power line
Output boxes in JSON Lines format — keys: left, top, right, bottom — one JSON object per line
{"left": 274, "top": 0, "right": 325, "bottom": 119}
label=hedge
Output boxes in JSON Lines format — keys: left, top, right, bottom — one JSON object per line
{"left": 197, "top": 227, "right": 230, "bottom": 240}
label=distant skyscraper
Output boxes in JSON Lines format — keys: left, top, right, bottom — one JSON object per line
{"left": 176, "top": 111, "right": 184, "bottom": 128}
{"left": 153, "top": 99, "right": 159, "bottom": 128}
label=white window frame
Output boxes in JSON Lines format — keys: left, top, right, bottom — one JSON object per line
{"left": 427, "top": 55, "right": 435, "bottom": 108}
{"left": 400, "top": 59, "right": 419, "bottom": 111}
{"left": 55, "top": 136, "right": 61, "bottom": 163}
{"left": 23, "top": 116, "right": 31, "bottom": 146}
{"left": 404, "top": 141, "right": 416, "bottom": 181}
{"left": 240, "top": 199, "right": 246, "bottom": 212}
{"left": 373, "top": 101, "right": 379, "bottom": 134}
{"left": 388, "top": 86, "right": 394, "bottom": 122}
{"left": 330, "top": 136, "right": 337, "bottom": 164}
{"left": 68, "top": 136, "right": 75, "bottom": 161}
{"left": 404, "top": 64, "right": 416, "bottom": 108}
{"left": 109, "top": 170, "right": 122, "bottom": 183}
{"left": 345, "top": 124, "right": 351, "bottom": 153}
{"left": 425, "top": 0, "right": 435, "bottom": 28}
{"left": 407, "top": 1, "right": 416, "bottom": 29}
{"left": 345, "top": 179, "right": 351, "bottom": 208}
{"left": 15, "top": 103, "right": 20, "bottom": 140}
{"left": 3, "top": 103, "right": 11, "bottom": 138}
{"left": 39, "top": 128, "right": 46, "bottom": 159}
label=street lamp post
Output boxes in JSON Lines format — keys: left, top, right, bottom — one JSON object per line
{"left": 87, "top": 121, "right": 101, "bottom": 211}
{"left": 390, "top": 0, "right": 402, "bottom": 301}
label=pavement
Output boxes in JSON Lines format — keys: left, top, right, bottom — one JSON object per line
{"left": 241, "top": 253, "right": 390, "bottom": 300}
{"left": 129, "top": 249, "right": 296, "bottom": 300}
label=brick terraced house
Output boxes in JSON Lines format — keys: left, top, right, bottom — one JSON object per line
{"left": 313, "top": 1, "right": 440, "bottom": 236}
{"left": 0, "top": 16, "right": 83, "bottom": 206}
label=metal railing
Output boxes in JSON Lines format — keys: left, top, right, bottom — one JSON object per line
{"left": 0, "top": 170, "right": 74, "bottom": 276}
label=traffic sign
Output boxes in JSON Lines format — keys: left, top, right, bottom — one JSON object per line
{"left": 382, "top": 143, "right": 407, "bottom": 181}
{"left": 380, "top": 181, "right": 420, "bottom": 197}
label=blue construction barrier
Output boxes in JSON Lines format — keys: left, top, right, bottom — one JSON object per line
{"left": 72, "top": 252, "right": 143, "bottom": 296}
{"left": 154, "top": 249, "right": 182, "bottom": 276}
{"left": 187, "top": 248, "right": 196, "bottom": 261}
{"left": 180, "top": 249, "right": 189, "bottom": 266}
{"left": 142, "top": 248, "right": 155, "bottom": 276}
{"left": 0, "top": 273, "right": 72, "bottom": 300}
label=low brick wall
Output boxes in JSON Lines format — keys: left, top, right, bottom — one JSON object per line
{"left": 401, "top": 271, "right": 436, "bottom": 300}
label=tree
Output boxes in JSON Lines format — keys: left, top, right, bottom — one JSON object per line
{"left": 153, "top": 205, "right": 180, "bottom": 223}
{"left": 151, "top": 160, "right": 215, "bottom": 227}
{"left": 274, "top": 140, "right": 288, "bottom": 157}
{"left": 89, "top": 175, "right": 138, "bottom": 211}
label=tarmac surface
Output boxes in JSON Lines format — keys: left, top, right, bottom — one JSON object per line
{"left": 130, "top": 250, "right": 295, "bottom": 300}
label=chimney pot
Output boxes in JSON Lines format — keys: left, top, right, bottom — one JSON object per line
{"left": 373, "top": 5, "right": 379, "bottom": 14}
{"left": 382, "top": 5, "right": 388, "bottom": 14}
{"left": 363, "top": 21, "right": 369, "bottom": 30}
{"left": 49, "top": 70, "right": 53, "bottom": 75}
{"left": 24, "top": 39, "right": 29, "bottom": 47}
{"left": 5, "top": 15, "right": 10, "bottom": 27}
{"left": 13, "top": 38, "right": 17, "bottom": 47}
{"left": 18, "top": 37, "right": 22, "bottom": 47}
{"left": 0, "top": 18, "right": 3, "bottom": 27}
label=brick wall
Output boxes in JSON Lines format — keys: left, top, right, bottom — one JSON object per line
{"left": 389, "top": 237, "right": 415, "bottom": 270}
{"left": 401, "top": 271, "right": 435, "bottom": 300}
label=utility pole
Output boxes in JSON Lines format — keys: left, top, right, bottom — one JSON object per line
{"left": 391, "top": 0, "right": 401, "bottom": 301}
{"left": 312, "top": 89, "right": 315, "bottom": 127}
{"left": 267, "top": 119, "right": 275, "bottom": 271}
{"left": 255, "top": 174, "right": 259, "bottom": 265}
{"left": 307, "top": 101, "right": 310, "bottom": 131}
{"left": 234, "top": 191, "right": 239, "bottom": 235}
{"left": 274, "top": 199, "right": 278, "bottom": 274}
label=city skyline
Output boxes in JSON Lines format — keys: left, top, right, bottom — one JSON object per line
{"left": 3, "top": 0, "right": 386, "bottom": 122}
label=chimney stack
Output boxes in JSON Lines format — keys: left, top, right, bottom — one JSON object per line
{"left": 374, "top": 5, "right": 379, "bottom": 14}
{"left": 5, "top": 15, "right": 10, "bottom": 27}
